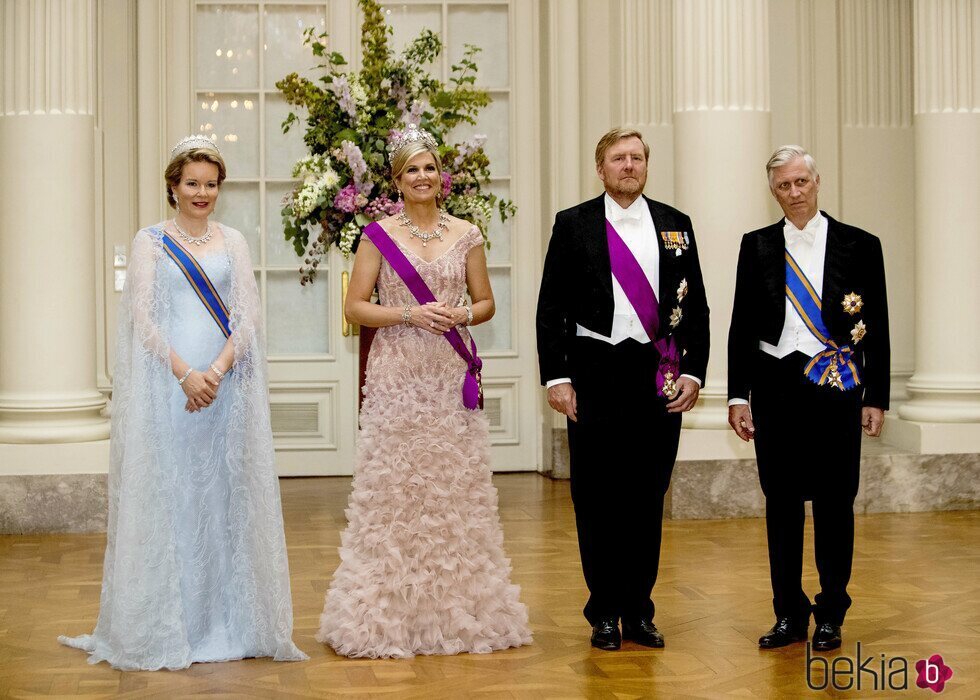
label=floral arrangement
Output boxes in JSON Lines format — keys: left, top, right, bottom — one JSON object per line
{"left": 276, "top": 0, "right": 515, "bottom": 283}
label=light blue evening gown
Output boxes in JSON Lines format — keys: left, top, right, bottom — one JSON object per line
{"left": 60, "top": 224, "right": 306, "bottom": 670}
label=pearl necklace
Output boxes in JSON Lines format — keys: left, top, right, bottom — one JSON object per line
{"left": 397, "top": 210, "right": 449, "bottom": 247}
{"left": 173, "top": 219, "right": 213, "bottom": 247}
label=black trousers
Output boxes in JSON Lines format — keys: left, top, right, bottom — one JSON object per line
{"left": 566, "top": 337, "right": 681, "bottom": 624}
{"left": 751, "top": 351, "right": 863, "bottom": 626}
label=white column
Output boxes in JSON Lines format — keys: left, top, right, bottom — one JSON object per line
{"left": 620, "top": 0, "right": 674, "bottom": 199}
{"left": 0, "top": 0, "right": 108, "bottom": 443}
{"left": 899, "top": 0, "right": 980, "bottom": 425}
{"left": 672, "top": 0, "right": 771, "bottom": 429}
{"left": 839, "top": 0, "right": 915, "bottom": 405}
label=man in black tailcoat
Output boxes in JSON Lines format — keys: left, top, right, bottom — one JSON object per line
{"left": 727, "top": 145, "right": 890, "bottom": 652}
{"left": 536, "top": 128, "right": 709, "bottom": 650}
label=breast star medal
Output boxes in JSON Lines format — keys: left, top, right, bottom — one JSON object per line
{"left": 676, "top": 278, "right": 688, "bottom": 302}
{"left": 842, "top": 292, "right": 863, "bottom": 315}
{"left": 851, "top": 320, "right": 867, "bottom": 344}
{"left": 669, "top": 306, "right": 683, "bottom": 328}
{"left": 662, "top": 371, "right": 678, "bottom": 399}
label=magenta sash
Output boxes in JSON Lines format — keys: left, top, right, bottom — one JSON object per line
{"left": 605, "top": 219, "right": 680, "bottom": 398}
{"left": 363, "top": 222, "right": 483, "bottom": 410}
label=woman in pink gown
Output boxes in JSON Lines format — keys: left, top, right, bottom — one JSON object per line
{"left": 316, "top": 126, "right": 531, "bottom": 658}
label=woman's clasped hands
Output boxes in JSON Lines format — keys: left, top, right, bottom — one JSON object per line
{"left": 408, "top": 301, "right": 467, "bottom": 335}
{"left": 180, "top": 365, "right": 224, "bottom": 413}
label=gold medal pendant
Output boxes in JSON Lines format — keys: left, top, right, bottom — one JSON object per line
{"left": 662, "top": 371, "right": 678, "bottom": 399}
{"left": 827, "top": 356, "right": 845, "bottom": 391}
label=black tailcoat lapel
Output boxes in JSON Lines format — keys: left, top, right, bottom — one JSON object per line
{"left": 821, "top": 213, "right": 855, "bottom": 333}
{"left": 646, "top": 198, "right": 674, "bottom": 332}
{"left": 758, "top": 222, "right": 786, "bottom": 325}
{"left": 582, "top": 195, "right": 614, "bottom": 310}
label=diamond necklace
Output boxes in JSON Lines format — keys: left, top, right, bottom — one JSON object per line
{"left": 397, "top": 210, "right": 449, "bottom": 247}
{"left": 173, "top": 219, "right": 213, "bottom": 247}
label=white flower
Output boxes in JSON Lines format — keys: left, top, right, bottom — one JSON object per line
{"left": 293, "top": 185, "right": 319, "bottom": 218}
{"left": 338, "top": 221, "right": 359, "bottom": 260}
{"left": 292, "top": 153, "right": 332, "bottom": 180}
{"left": 349, "top": 76, "right": 368, "bottom": 108}
{"left": 317, "top": 169, "right": 340, "bottom": 192}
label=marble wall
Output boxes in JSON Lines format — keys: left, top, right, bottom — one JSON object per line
{"left": 668, "top": 452, "right": 980, "bottom": 519}
{"left": 547, "top": 432, "right": 980, "bottom": 521}
{"left": 2, "top": 451, "right": 977, "bottom": 532}
{"left": 0, "top": 475, "right": 107, "bottom": 534}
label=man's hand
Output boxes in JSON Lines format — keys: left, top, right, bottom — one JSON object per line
{"left": 665, "top": 377, "right": 700, "bottom": 413}
{"left": 547, "top": 382, "right": 578, "bottom": 422}
{"left": 728, "top": 403, "right": 755, "bottom": 441}
{"left": 862, "top": 407, "right": 884, "bottom": 437}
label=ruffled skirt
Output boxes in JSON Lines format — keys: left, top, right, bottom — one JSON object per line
{"left": 317, "top": 350, "right": 531, "bottom": 658}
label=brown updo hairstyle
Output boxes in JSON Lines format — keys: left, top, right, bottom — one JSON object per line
{"left": 164, "top": 148, "right": 227, "bottom": 208}
{"left": 390, "top": 141, "right": 443, "bottom": 202}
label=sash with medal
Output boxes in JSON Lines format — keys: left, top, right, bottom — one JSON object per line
{"left": 605, "top": 219, "right": 681, "bottom": 399}
{"left": 159, "top": 229, "right": 232, "bottom": 338}
{"left": 785, "top": 251, "right": 861, "bottom": 391}
{"left": 362, "top": 222, "right": 483, "bottom": 411}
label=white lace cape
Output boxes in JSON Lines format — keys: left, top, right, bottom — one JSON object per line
{"left": 59, "top": 224, "right": 307, "bottom": 670}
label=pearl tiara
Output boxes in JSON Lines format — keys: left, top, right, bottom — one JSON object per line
{"left": 387, "top": 123, "right": 438, "bottom": 156}
{"left": 170, "top": 134, "right": 221, "bottom": 159}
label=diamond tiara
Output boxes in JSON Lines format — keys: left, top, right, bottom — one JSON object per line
{"left": 387, "top": 123, "right": 438, "bottom": 156}
{"left": 170, "top": 134, "right": 221, "bottom": 160}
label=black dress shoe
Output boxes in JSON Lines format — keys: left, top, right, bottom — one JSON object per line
{"left": 622, "top": 618, "right": 665, "bottom": 648}
{"left": 758, "top": 617, "right": 809, "bottom": 648}
{"left": 590, "top": 617, "right": 621, "bottom": 650}
{"left": 812, "top": 622, "right": 842, "bottom": 651}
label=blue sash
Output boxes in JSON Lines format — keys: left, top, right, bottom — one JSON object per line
{"left": 785, "top": 251, "right": 860, "bottom": 391}
{"left": 160, "top": 231, "right": 231, "bottom": 338}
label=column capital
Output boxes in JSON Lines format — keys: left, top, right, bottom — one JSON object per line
{"left": 673, "top": 0, "right": 770, "bottom": 113}
{"left": 620, "top": 0, "right": 672, "bottom": 126}
{"left": 1, "top": 0, "right": 95, "bottom": 116}
{"left": 914, "top": 0, "right": 980, "bottom": 114}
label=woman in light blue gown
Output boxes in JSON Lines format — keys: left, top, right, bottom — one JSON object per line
{"left": 59, "top": 136, "right": 306, "bottom": 670}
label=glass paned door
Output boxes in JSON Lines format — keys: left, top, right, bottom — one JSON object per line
{"left": 196, "top": 2, "right": 357, "bottom": 475}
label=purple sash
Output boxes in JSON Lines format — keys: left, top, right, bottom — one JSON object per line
{"left": 363, "top": 222, "right": 483, "bottom": 410}
{"left": 605, "top": 219, "right": 681, "bottom": 398}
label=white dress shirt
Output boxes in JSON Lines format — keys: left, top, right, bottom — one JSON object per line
{"left": 729, "top": 212, "right": 828, "bottom": 406}
{"left": 547, "top": 194, "right": 700, "bottom": 389}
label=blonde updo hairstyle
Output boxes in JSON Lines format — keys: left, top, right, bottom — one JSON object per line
{"left": 164, "top": 148, "right": 227, "bottom": 209}
{"left": 390, "top": 141, "right": 443, "bottom": 202}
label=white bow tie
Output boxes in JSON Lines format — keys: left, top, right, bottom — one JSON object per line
{"left": 612, "top": 211, "right": 642, "bottom": 224}
{"left": 786, "top": 225, "right": 816, "bottom": 247}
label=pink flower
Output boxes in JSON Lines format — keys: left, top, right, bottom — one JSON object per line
{"left": 363, "top": 193, "right": 404, "bottom": 219}
{"left": 333, "top": 183, "right": 359, "bottom": 213}
{"left": 916, "top": 654, "right": 953, "bottom": 693}
{"left": 441, "top": 171, "right": 452, "bottom": 199}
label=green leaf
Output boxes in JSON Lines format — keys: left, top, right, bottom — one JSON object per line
{"left": 336, "top": 128, "right": 358, "bottom": 144}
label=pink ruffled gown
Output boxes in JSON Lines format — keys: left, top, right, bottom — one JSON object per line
{"left": 317, "top": 226, "right": 532, "bottom": 658}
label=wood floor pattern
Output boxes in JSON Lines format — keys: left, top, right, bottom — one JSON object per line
{"left": 1, "top": 474, "right": 978, "bottom": 699}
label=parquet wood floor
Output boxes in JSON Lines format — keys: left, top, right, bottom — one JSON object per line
{"left": 1, "top": 474, "right": 978, "bottom": 698}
